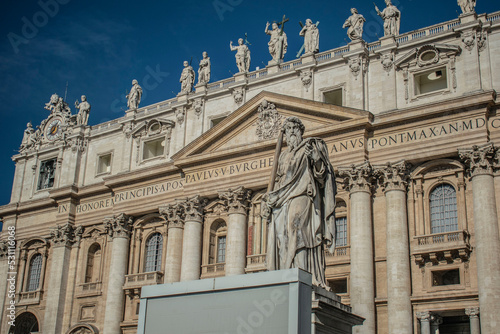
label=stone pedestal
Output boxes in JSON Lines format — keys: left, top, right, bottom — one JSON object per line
{"left": 233, "top": 72, "right": 247, "bottom": 82}
{"left": 219, "top": 187, "right": 251, "bottom": 276}
{"left": 194, "top": 83, "right": 207, "bottom": 94}
{"left": 138, "top": 269, "right": 364, "bottom": 334}
{"left": 102, "top": 214, "right": 133, "bottom": 334}
{"left": 379, "top": 35, "right": 396, "bottom": 47}
{"left": 348, "top": 39, "right": 366, "bottom": 51}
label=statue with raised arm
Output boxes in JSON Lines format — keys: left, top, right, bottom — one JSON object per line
{"left": 180, "top": 61, "right": 195, "bottom": 93}
{"left": 230, "top": 38, "right": 251, "bottom": 72}
{"left": 126, "top": 79, "right": 142, "bottom": 110}
{"left": 75, "top": 95, "right": 91, "bottom": 125}
{"left": 263, "top": 116, "right": 336, "bottom": 289}
{"left": 265, "top": 21, "right": 288, "bottom": 63}
{"left": 458, "top": 0, "right": 476, "bottom": 14}
{"left": 375, "top": 0, "right": 401, "bottom": 36}
{"left": 198, "top": 52, "right": 211, "bottom": 85}
{"left": 299, "top": 19, "right": 319, "bottom": 54}
{"left": 343, "top": 8, "right": 366, "bottom": 41}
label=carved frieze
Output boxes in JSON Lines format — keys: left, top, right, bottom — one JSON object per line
{"left": 374, "top": 160, "right": 410, "bottom": 192}
{"left": 255, "top": 100, "right": 283, "bottom": 141}
{"left": 104, "top": 213, "right": 133, "bottom": 238}
{"left": 458, "top": 143, "right": 496, "bottom": 177}
{"left": 218, "top": 186, "right": 252, "bottom": 215}
{"left": 338, "top": 161, "right": 374, "bottom": 193}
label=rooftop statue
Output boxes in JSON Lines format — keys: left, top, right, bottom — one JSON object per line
{"left": 458, "top": 0, "right": 476, "bottom": 14}
{"left": 126, "top": 79, "right": 143, "bottom": 110}
{"left": 44, "top": 93, "right": 71, "bottom": 115}
{"left": 375, "top": 0, "right": 401, "bottom": 37}
{"left": 20, "top": 122, "right": 40, "bottom": 151}
{"left": 299, "top": 19, "right": 319, "bottom": 54}
{"left": 75, "top": 95, "right": 91, "bottom": 126}
{"left": 180, "top": 61, "right": 195, "bottom": 93}
{"left": 263, "top": 116, "right": 336, "bottom": 289}
{"left": 343, "top": 8, "right": 366, "bottom": 41}
{"left": 265, "top": 16, "right": 288, "bottom": 63}
{"left": 230, "top": 38, "right": 251, "bottom": 73}
{"left": 198, "top": 51, "right": 211, "bottom": 85}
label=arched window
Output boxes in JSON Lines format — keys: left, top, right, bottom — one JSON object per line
{"left": 27, "top": 254, "right": 42, "bottom": 291}
{"left": 209, "top": 220, "right": 227, "bottom": 264}
{"left": 430, "top": 183, "right": 458, "bottom": 234}
{"left": 85, "top": 243, "right": 102, "bottom": 283}
{"left": 144, "top": 233, "right": 163, "bottom": 272}
{"left": 9, "top": 312, "right": 39, "bottom": 334}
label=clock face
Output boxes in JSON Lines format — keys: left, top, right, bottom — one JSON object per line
{"left": 46, "top": 119, "right": 62, "bottom": 141}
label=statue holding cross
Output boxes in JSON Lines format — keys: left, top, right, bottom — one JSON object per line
{"left": 265, "top": 15, "right": 288, "bottom": 63}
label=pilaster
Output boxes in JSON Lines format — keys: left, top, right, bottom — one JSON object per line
{"left": 219, "top": 186, "right": 252, "bottom": 276}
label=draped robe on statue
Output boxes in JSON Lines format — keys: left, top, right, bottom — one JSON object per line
{"left": 266, "top": 137, "right": 336, "bottom": 288}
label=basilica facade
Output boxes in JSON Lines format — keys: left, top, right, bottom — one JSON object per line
{"left": 0, "top": 6, "right": 499, "bottom": 334}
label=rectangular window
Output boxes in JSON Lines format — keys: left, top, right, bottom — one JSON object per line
{"left": 414, "top": 67, "right": 448, "bottom": 95}
{"left": 97, "top": 153, "right": 112, "bottom": 175}
{"left": 217, "top": 236, "right": 226, "bottom": 263}
{"left": 37, "top": 158, "right": 57, "bottom": 190}
{"left": 432, "top": 269, "right": 460, "bottom": 286}
{"left": 211, "top": 116, "right": 226, "bottom": 129}
{"left": 335, "top": 217, "right": 348, "bottom": 247}
{"left": 323, "top": 88, "right": 343, "bottom": 106}
{"left": 143, "top": 138, "right": 165, "bottom": 160}
{"left": 329, "top": 278, "right": 348, "bottom": 294}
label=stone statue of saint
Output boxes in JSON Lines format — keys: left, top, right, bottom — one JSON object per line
{"left": 198, "top": 52, "right": 211, "bottom": 85}
{"left": 458, "top": 0, "right": 476, "bottom": 14}
{"left": 230, "top": 38, "right": 251, "bottom": 73}
{"left": 75, "top": 95, "right": 91, "bottom": 125}
{"left": 20, "top": 122, "right": 35, "bottom": 150}
{"left": 265, "top": 22, "right": 288, "bottom": 63}
{"left": 180, "top": 61, "right": 195, "bottom": 93}
{"left": 263, "top": 116, "right": 336, "bottom": 288}
{"left": 343, "top": 8, "right": 366, "bottom": 41}
{"left": 299, "top": 19, "right": 319, "bottom": 54}
{"left": 375, "top": 0, "right": 401, "bottom": 36}
{"left": 126, "top": 79, "right": 143, "bottom": 110}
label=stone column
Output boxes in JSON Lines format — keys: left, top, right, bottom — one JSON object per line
{"left": 416, "top": 312, "right": 431, "bottom": 334}
{"left": 465, "top": 307, "right": 480, "bottom": 334}
{"left": 102, "top": 214, "right": 133, "bottom": 334}
{"left": 219, "top": 187, "right": 252, "bottom": 276}
{"left": 338, "top": 162, "right": 375, "bottom": 334}
{"left": 160, "top": 201, "right": 185, "bottom": 283}
{"left": 374, "top": 161, "right": 412, "bottom": 334}
{"left": 43, "top": 223, "right": 76, "bottom": 334}
{"left": 460, "top": 143, "right": 500, "bottom": 333}
{"left": 180, "top": 196, "right": 207, "bottom": 281}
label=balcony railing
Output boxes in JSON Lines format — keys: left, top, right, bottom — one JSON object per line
{"left": 246, "top": 254, "right": 266, "bottom": 273}
{"left": 123, "top": 271, "right": 163, "bottom": 289}
{"left": 413, "top": 230, "right": 471, "bottom": 265}
{"left": 17, "top": 290, "right": 42, "bottom": 305}
{"left": 325, "top": 246, "right": 350, "bottom": 264}
{"left": 201, "top": 263, "right": 225, "bottom": 278}
{"left": 76, "top": 281, "right": 102, "bottom": 297}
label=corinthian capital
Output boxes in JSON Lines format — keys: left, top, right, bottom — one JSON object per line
{"left": 338, "top": 161, "right": 374, "bottom": 193}
{"left": 0, "top": 240, "right": 9, "bottom": 258}
{"left": 458, "top": 142, "right": 496, "bottom": 177}
{"left": 182, "top": 195, "right": 207, "bottom": 223}
{"left": 159, "top": 200, "right": 185, "bottom": 229}
{"left": 416, "top": 311, "right": 432, "bottom": 322}
{"left": 374, "top": 160, "right": 410, "bottom": 192}
{"left": 50, "top": 223, "right": 77, "bottom": 247}
{"left": 104, "top": 213, "right": 133, "bottom": 239}
{"left": 218, "top": 186, "right": 252, "bottom": 215}
{"left": 465, "top": 307, "right": 480, "bottom": 318}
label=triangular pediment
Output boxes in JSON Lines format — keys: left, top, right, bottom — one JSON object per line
{"left": 173, "top": 91, "right": 371, "bottom": 167}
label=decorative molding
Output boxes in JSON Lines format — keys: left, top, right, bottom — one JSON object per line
{"left": 458, "top": 142, "right": 496, "bottom": 177}
{"left": 374, "top": 160, "right": 410, "bottom": 192}
{"left": 218, "top": 186, "right": 252, "bottom": 215}
{"left": 255, "top": 100, "right": 283, "bottom": 141}
{"left": 104, "top": 213, "right": 133, "bottom": 239}
{"left": 337, "top": 161, "right": 374, "bottom": 193}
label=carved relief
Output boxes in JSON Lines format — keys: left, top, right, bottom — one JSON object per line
{"left": 193, "top": 99, "right": 204, "bottom": 117}
{"left": 477, "top": 30, "right": 487, "bottom": 52}
{"left": 175, "top": 106, "right": 186, "bottom": 124}
{"left": 416, "top": 45, "right": 439, "bottom": 67}
{"left": 338, "top": 161, "right": 374, "bottom": 193}
{"left": 462, "top": 31, "right": 475, "bottom": 51}
{"left": 232, "top": 87, "right": 244, "bottom": 105}
{"left": 255, "top": 100, "right": 283, "bottom": 141}
{"left": 348, "top": 57, "right": 362, "bottom": 78}
{"left": 182, "top": 195, "right": 208, "bottom": 222}
{"left": 374, "top": 160, "right": 410, "bottom": 192}
{"left": 50, "top": 223, "right": 80, "bottom": 247}
{"left": 104, "top": 213, "right": 133, "bottom": 238}
{"left": 218, "top": 186, "right": 252, "bottom": 215}
{"left": 159, "top": 201, "right": 185, "bottom": 229}
{"left": 299, "top": 69, "right": 312, "bottom": 90}
{"left": 381, "top": 53, "right": 394, "bottom": 73}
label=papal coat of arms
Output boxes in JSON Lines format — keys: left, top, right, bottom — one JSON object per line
{"left": 255, "top": 100, "right": 283, "bottom": 140}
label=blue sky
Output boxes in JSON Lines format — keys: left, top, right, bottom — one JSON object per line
{"left": 0, "top": 0, "right": 498, "bottom": 206}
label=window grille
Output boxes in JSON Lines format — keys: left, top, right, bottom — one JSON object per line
{"left": 144, "top": 233, "right": 163, "bottom": 272}
{"left": 430, "top": 184, "right": 458, "bottom": 234}
{"left": 27, "top": 254, "right": 42, "bottom": 291}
